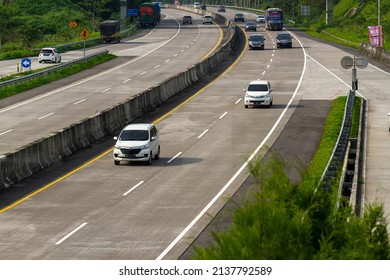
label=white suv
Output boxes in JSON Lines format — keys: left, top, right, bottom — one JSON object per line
{"left": 193, "top": 2, "right": 200, "bottom": 9}
{"left": 113, "top": 123, "right": 160, "bottom": 165}
{"left": 244, "top": 80, "right": 273, "bottom": 108}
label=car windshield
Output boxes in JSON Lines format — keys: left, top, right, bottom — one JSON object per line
{"left": 236, "top": 14, "right": 243, "bottom": 17}
{"left": 250, "top": 35, "right": 264, "bottom": 42}
{"left": 120, "top": 130, "right": 149, "bottom": 141}
{"left": 248, "top": 84, "right": 268, "bottom": 91}
{"left": 184, "top": 16, "right": 191, "bottom": 19}
{"left": 247, "top": 22, "right": 255, "bottom": 26}
{"left": 278, "top": 34, "right": 290, "bottom": 39}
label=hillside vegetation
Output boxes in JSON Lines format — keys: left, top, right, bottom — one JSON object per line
{"left": 257, "top": 0, "right": 389, "bottom": 49}
{"left": 0, "top": 0, "right": 121, "bottom": 58}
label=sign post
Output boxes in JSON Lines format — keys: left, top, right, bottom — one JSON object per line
{"left": 21, "top": 58, "right": 32, "bottom": 72}
{"left": 340, "top": 55, "right": 368, "bottom": 92}
{"left": 79, "top": 29, "right": 91, "bottom": 57}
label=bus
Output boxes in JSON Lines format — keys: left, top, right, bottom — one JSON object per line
{"left": 265, "top": 8, "right": 283, "bottom": 31}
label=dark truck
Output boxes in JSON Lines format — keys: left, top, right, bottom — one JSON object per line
{"left": 100, "top": 20, "right": 120, "bottom": 43}
{"left": 139, "top": 2, "right": 161, "bottom": 27}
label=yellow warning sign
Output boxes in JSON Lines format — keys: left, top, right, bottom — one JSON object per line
{"left": 79, "top": 29, "right": 91, "bottom": 40}
{"left": 69, "top": 21, "right": 78, "bottom": 28}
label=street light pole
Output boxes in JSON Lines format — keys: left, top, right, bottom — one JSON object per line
{"left": 378, "top": 0, "right": 380, "bottom": 26}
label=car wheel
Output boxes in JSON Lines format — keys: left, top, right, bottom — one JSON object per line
{"left": 155, "top": 146, "right": 160, "bottom": 160}
{"left": 114, "top": 160, "right": 120, "bottom": 165}
{"left": 147, "top": 152, "right": 152, "bottom": 165}
{"left": 245, "top": 105, "right": 248, "bottom": 108}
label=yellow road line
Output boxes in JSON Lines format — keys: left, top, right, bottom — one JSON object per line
{"left": 0, "top": 27, "right": 246, "bottom": 214}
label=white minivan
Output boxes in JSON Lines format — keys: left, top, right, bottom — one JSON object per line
{"left": 113, "top": 123, "right": 160, "bottom": 165}
{"left": 244, "top": 80, "right": 273, "bottom": 108}
{"left": 193, "top": 2, "right": 200, "bottom": 9}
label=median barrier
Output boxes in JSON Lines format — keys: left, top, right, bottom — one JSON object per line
{"left": 0, "top": 11, "right": 238, "bottom": 190}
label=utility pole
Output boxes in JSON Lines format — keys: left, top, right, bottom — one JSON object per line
{"left": 326, "top": 0, "right": 333, "bottom": 26}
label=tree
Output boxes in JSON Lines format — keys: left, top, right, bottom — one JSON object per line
{"left": 0, "top": 4, "right": 15, "bottom": 50}
{"left": 72, "top": 0, "right": 118, "bottom": 31}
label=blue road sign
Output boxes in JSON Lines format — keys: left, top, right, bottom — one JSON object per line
{"left": 127, "top": 9, "right": 139, "bottom": 16}
{"left": 21, "top": 58, "right": 32, "bottom": 68}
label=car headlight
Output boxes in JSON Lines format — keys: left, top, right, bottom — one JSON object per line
{"left": 265, "top": 93, "right": 270, "bottom": 97}
{"left": 115, "top": 145, "right": 122, "bottom": 149}
{"left": 140, "top": 144, "right": 150, "bottom": 150}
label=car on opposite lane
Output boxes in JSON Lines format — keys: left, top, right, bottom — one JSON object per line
{"left": 38, "top": 47, "right": 61, "bottom": 63}
{"left": 113, "top": 123, "right": 160, "bottom": 165}
{"left": 244, "top": 80, "right": 273, "bottom": 108}
{"left": 218, "top": 5, "right": 225, "bottom": 12}
{"left": 202, "top": 15, "right": 213, "bottom": 24}
{"left": 182, "top": 15, "right": 193, "bottom": 24}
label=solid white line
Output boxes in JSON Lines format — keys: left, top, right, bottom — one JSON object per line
{"left": 73, "top": 99, "right": 86, "bottom": 105}
{"left": 219, "top": 112, "right": 228, "bottom": 119}
{"left": 38, "top": 112, "right": 54, "bottom": 120}
{"left": 101, "top": 88, "right": 111, "bottom": 93}
{"left": 55, "top": 222, "right": 88, "bottom": 245}
{"left": 198, "top": 129, "right": 209, "bottom": 139}
{"left": 235, "top": 98, "right": 242, "bottom": 104}
{"left": 123, "top": 78, "right": 131, "bottom": 83}
{"left": 140, "top": 71, "right": 147, "bottom": 75}
{"left": 123, "top": 181, "right": 144, "bottom": 196}
{"left": 156, "top": 30, "right": 309, "bottom": 261}
{"left": 167, "top": 152, "right": 182, "bottom": 163}
{"left": 0, "top": 129, "right": 13, "bottom": 136}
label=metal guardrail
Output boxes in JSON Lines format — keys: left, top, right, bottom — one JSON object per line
{"left": 321, "top": 90, "right": 355, "bottom": 190}
{"left": 32, "top": 26, "right": 138, "bottom": 52}
{"left": 0, "top": 49, "right": 109, "bottom": 91}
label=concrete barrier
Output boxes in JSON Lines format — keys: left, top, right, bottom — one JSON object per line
{"left": 360, "top": 43, "right": 390, "bottom": 65}
{"left": 0, "top": 11, "right": 238, "bottom": 190}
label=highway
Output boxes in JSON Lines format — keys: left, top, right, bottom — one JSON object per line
{"left": 1, "top": 7, "right": 390, "bottom": 260}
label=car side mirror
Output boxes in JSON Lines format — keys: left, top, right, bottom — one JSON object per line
{"left": 151, "top": 136, "right": 156, "bottom": 141}
{"left": 243, "top": 89, "right": 246, "bottom": 92}
{"left": 113, "top": 136, "right": 118, "bottom": 140}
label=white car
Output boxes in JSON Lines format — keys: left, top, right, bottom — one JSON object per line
{"left": 38, "top": 47, "right": 61, "bottom": 63}
{"left": 202, "top": 15, "right": 213, "bottom": 24}
{"left": 193, "top": 2, "right": 200, "bottom": 9}
{"left": 256, "top": 15, "right": 265, "bottom": 23}
{"left": 244, "top": 80, "right": 273, "bottom": 108}
{"left": 113, "top": 123, "right": 160, "bottom": 165}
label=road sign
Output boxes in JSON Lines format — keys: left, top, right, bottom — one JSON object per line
{"left": 340, "top": 56, "right": 354, "bottom": 69}
{"left": 127, "top": 9, "right": 139, "bottom": 16}
{"left": 21, "top": 58, "right": 31, "bottom": 69}
{"left": 69, "top": 21, "right": 78, "bottom": 28}
{"left": 79, "top": 29, "right": 91, "bottom": 40}
{"left": 356, "top": 57, "right": 368, "bottom": 69}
